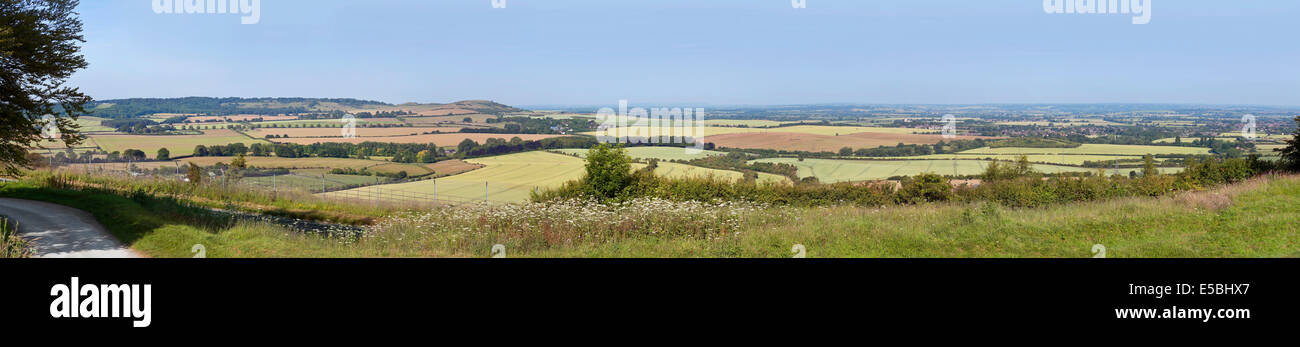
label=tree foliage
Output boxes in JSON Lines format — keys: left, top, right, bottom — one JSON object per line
{"left": 583, "top": 143, "right": 632, "bottom": 199}
{"left": 0, "top": 0, "right": 91, "bottom": 174}
{"left": 1280, "top": 115, "right": 1300, "bottom": 170}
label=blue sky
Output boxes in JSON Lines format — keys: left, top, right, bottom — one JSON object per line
{"left": 70, "top": 0, "right": 1299, "bottom": 106}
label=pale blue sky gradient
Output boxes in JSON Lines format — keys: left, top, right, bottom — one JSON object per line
{"left": 70, "top": 0, "right": 1300, "bottom": 106}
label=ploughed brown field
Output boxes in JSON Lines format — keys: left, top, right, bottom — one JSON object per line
{"left": 267, "top": 133, "right": 564, "bottom": 146}
{"left": 248, "top": 127, "right": 465, "bottom": 138}
{"left": 705, "top": 132, "right": 999, "bottom": 152}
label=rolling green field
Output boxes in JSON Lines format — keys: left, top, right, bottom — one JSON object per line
{"left": 325, "top": 151, "right": 784, "bottom": 203}
{"left": 243, "top": 172, "right": 389, "bottom": 192}
{"left": 553, "top": 147, "right": 727, "bottom": 161}
{"left": 873, "top": 154, "right": 1163, "bottom": 166}
{"left": 958, "top": 144, "right": 1212, "bottom": 156}
{"left": 1257, "top": 144, "right": 1288, "bottom": 156}
{"left": 89, "top": 129, "right": 268, "bottom": 157}
{"left": 184, "top": 156, "right": 432, "bottom": 176}
{"left": 752, "top": 158, "right": 1097, "bottom": 182}
{"left": 75, "top": 116, "right": 115, "bottom": 132}
{"left": 584, "top": 124, "right": 939, "bottom": 138}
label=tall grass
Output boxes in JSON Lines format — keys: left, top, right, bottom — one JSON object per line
{"left": 23, "top": 170, "right": 395, "bottom": 225}
{"left": 360, "top": 198, "right": 791, "bottom": 257}
{"left": 0, "top": 217, "right": 33, "bottom": 258}
{"left": 3, "top": 169, "right": 1295, "bottom": 258}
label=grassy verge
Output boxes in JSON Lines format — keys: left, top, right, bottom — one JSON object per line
{"left": 357, "top": 174, "right": 1300, "bottom": 258}
{"left": 25, "top": 171, "right": 394, "bottom": 225}
{"left": 1, "top": 217, "right": 33, "bottom": 258}
{"left": 1, "top": 174, "right": 1296, "bottom": 258}
{"left": 0, "top": 181, "right": 350, "bottom": 258}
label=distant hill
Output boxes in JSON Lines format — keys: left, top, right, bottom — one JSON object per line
{"left": 86, "top": 97, "right": 525, "bottom": 118}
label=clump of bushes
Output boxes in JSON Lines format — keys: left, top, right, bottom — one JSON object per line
{"left": 536, "top": 145, "right": 1283, "bottom": 209}
{"left": 532, "top": 144, "right": 894, "bottom": 206}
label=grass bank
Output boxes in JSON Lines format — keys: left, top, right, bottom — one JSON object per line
{"left": 1, "top": 217, "right": 33, "bottom": 258}
{"left": 1, "top": 174, "right": 1296, "bottom": 258}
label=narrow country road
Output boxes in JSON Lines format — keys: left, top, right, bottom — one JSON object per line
{"left": 0, "top": 198, "right": 141, "bottom": 258}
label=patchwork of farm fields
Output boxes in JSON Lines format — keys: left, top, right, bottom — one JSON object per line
{"left": 706, "top": 131, "right": 991, "bottom": 153}
{"left": 89, "top": 129, "right": 268, "bottom": 156}
{"left": 60, "top": 156, "right": 435, "bottom": 176}
{"left": 249, "top": 127, "right": 464, "bottom": 138}
{"left": 251, "top": 118, "right": 406, "bottom": 127}
{"left": 584, "top": 125, "right": 941, "bottom": 138}
{"left": 325, "top": 151, "right": 785, "bottom": 204}
{"left": 268, "top": 133, "right": 564, "bottom": 146}
{"left": 553, "top": 147, "right": 727, "bottom": 161}
{"left": 875, "top": 154, "right": 1160, "bottom": 166}
{"left": 697, "top": 119, "right": 788, "bottom": 127}
{"left": 751, "top": 158, "right": 1099, "bottom": 183}
{"left": 75, "top": 116, "right": 115, "bottom": 132}
{"left": 959, "top": 144, "right": 1212, "bottom": 156}
{"left": 402, "top": 114, "right": 498, "bottom": 126}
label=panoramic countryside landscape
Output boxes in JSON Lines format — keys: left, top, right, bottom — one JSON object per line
{"left": 2, "top": 1, "right": 1298, "bottom": 260}
{"left": 4, "top": 97, "right": 1298, "bottom": 258}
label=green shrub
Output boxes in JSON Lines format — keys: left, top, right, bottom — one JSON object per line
{"left": 896, "top": 173, "right": 952, "bottom": 204}
{"left": 584, "top": 143, "right": 633, "bottom": 199}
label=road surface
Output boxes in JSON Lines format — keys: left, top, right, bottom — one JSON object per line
{"left": 0, "top": 198, "right": 141, "bottom": 258}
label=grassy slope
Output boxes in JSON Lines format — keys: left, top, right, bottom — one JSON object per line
{"left": 2, "top": 175, "right": 1296, "bottom": 258}
{"left": 0, "top": 181, "right": 342, "bottom": 258}
{"left": 329, "top": 151, "right": 783, "bottom": 203}
{"left": 540, "top": 176, "right": 1300, "bottom": 258}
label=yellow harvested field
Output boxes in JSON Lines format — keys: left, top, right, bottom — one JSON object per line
{"left": 325, "top": 151, "right": 780, "bottom": 203}
{"left": 89, "top": 129, "right": 268, "bottom": 157}
{"left": 269, "top": 133, "right": 563, "bottom": 146}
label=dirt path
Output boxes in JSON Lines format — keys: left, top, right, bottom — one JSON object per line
{"left": 0, "top": 198, "right": 141, "bottom": 258}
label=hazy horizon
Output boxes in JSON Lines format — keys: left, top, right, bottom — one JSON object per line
{"left": 71, "top": 0, "right": 1300, "bottom": 106}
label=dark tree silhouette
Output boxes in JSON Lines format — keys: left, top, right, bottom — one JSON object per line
{"left": 0, "top": 0, "right": 91, "bottom": 174}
